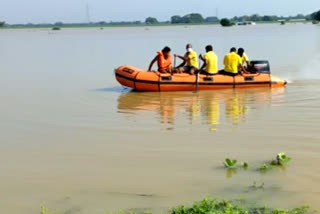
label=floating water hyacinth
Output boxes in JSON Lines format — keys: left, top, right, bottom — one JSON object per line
{"left": 223, "top": 158, "right": 248, "bottom": 169}
{"left": 260, "top": 153, "right": 291, "bottom": 171}
{"left": 224, "top": 158, "right": 238, "bottom": 169}
{"left": 276, "top": 152, "right": 292, "bottom": 165}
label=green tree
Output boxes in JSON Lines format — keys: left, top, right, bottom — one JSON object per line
{"left": 220, "top": 18, "right": 233, "bottom": 27}
{"left": 54, "top": 22, "right": 63, "bottom": 26}
{"left": 181, "top": 13, "right": 205, "bottom": 23}
{"left": 311, "top": 10, "right": 320, "bottom": 21}
{"left": 145, "top": 17, "right": 159, "bottom": 24}
{"left": 262, "top": 15, "right": 277, "bottom": 22}
{"left": 295, "top": 14, "right": 305, "bottom": 19}
{"left": 171, "top": 15, "right": 182, "bottom": 24}
{"left": 249, "top": 14, "right": 262, "bottom": 21}
{"left": 0, "top": 21, "right": 5, "bottom": 27}
{"left": 205, "top": 16, "right": 219, "bottom": 23}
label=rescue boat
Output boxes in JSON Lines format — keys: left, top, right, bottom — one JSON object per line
{"left": 115, "top": 61, "right": 286, "bottom": 92}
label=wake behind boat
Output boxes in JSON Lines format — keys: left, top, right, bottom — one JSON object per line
{"left": 115, "top": 60, "right": 287, "bottom": 92}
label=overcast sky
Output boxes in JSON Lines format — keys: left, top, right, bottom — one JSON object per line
{"left": 0, "top": 0, "right": 319, "bottom": 24}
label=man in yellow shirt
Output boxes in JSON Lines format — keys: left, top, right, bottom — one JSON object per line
{"left": 175, "top": 44, "right": 199, "bottom": 75}
{"left": 221, "top": 47, "right": 245, "bottom": 76}
{"left": 237, "top": 48, "right": 250, "bottom": 67}
{"left": 199, "top": 45, "right": 218, "bottom": 74}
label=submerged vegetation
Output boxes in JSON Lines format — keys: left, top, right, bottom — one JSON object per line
{"left": 40, "top": 197, "right": 310, "bottom": 214}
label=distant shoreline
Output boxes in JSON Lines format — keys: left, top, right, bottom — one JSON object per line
{"left": 0, "top": 20, "right": 313, "bottom": 30}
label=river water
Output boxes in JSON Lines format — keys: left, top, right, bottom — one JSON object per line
{"left": 0, "top": 24, "right": 320, "bottom": 214}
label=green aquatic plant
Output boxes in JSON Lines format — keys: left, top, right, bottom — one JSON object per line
{"left": 260, "top": 163, "right": 274, "bottom": 171}
{"left": 224, "top": 158, "right": 238, "bottom": 169}
{"left": 242, "top": 162, "right": 249, "bottom": 169}
{"left": 170, "top": 197, "right": 309, "bottom": 214}
{"left": 260, "top": 153, "right": 291, "bottom": 171}
{"left": 223, "top": 159, "right": 248, "bottom": 170}
{"left": 277, "top": 152, "right": 292, "bottom": 165}
{"left": 41, "top": 205, "right": 53, "bottom": 214}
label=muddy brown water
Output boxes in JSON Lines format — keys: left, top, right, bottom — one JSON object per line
{"left": 0, "top": 24, "right": 320, "bottom": 214}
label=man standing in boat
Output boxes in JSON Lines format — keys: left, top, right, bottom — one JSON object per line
{"left": 148, "top": 46, "right": 173, "bottom": 73}
{"left": 174, "top": 44, "right": 199, "bottom": 75}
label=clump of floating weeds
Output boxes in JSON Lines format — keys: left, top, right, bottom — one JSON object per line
{"left": 170, "top": 197, "right": 309, "bottom": 214}
{"left": 260, "top": 152, "right": 292, "bottom": 171}
{"left": 222, "top": 153, "right": 291, "bottom": 172}
{"left": 223, "top": 158, "right": 248, "bottom": 169}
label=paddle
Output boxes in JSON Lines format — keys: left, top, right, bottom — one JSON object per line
{"left": 194, "top": 56, "right": 201, "bottom": 93}
{"left": 171, "top": 55, "right": 177, "bottom": 75}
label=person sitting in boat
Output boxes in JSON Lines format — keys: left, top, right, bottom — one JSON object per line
{"left": 199, "top": 45, "right": 218, "bottom": 75}
{"left": 220, "top": 47, "right": 245, "bottom": 76}
{"left": 237, "top": 48, "right": 250, "bottom": 67}
{"left": 174, "top": 44, "right": 199, "bottom": 75}
{"left": 148, "top": 46, "right": 172, "bottom": 73}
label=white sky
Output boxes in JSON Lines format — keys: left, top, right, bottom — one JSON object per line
{"left": 0, "top": 0, "right": 319, "bottom": 24}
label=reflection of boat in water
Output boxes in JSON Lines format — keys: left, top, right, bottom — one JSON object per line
{"left": 117, "top": 88, "right": 285, "bottom": 130}
{"left": 115, "top": 61, "right": 286, "bottom": 92}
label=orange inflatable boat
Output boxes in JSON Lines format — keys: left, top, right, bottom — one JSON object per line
{"left": 115, "top": 61, "right": 286, "bottom": 92}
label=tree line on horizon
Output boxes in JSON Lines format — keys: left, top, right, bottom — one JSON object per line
{"left": 145, "top": 12, "right": 320, "bottom": 24}
{"left": 1, "top": 10, "right": 319, "bottom": 28}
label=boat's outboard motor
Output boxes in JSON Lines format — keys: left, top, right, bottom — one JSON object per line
{"left": 247, "top": 60, "right": 270, "bottom": 74}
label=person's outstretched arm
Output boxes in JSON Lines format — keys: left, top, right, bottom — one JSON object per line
{"left": 175, "top": 54, "right": 188, "bottom": 61}
{"left": 199, "top": 54, "right": 205, "bottom": 62}
{"left": 174, "top": 54, "right": 187, "bottom": 67}
{"left": 148, "top": 56, "right": 158, "bottom": 71}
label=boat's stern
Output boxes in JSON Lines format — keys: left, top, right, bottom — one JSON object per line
{"left": 270, "top": 75, "right": 287, "bottom": 87}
